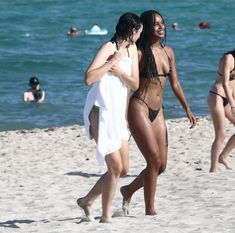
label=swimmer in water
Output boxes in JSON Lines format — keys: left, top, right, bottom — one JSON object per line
{"left": 67, "top": 27, "right": 79, "bottom": 36}
{"left": 23, "top": 76, "right": 45, "bottom": 103}
{"left": 198, "top": 22, "right": 210, "bottom": 29}
{"left": 172, "top": 22, "right": 180, "bottom": 31}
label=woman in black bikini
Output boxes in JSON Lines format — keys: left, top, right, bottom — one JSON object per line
{"left": 120, "top": 10, "right": 196, "bottom": 215}
{"left": 208, "top": 49, "right": 235, "bottom": 172}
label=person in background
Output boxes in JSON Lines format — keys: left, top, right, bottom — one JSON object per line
{"left": 77, "top": 12, "right": 142, "bottom": 223}
{"left": 23, "top": 76, "right": 45, "bottom": 103}
{"left": 208, "top": 49, "right": 235, "bottom": 172}
{"left": 120, "top": 10, "right": 196, "bottom": 216}
{"left": 67, "top": 26, "right": 79, "bottom": 36}
{"left": 172, "top": 22, "right": 180, "bottom": 31}
{"left": 198, "top": 21, "right": 210, "bottom": 29}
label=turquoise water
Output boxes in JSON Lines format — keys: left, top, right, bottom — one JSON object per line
{"left": 0, "top": 0, "right": 234, "bottom": 131}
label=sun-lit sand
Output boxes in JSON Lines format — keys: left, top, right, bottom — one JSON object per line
{"left": 0, "top": 116, "right": 235, "bottom": 233}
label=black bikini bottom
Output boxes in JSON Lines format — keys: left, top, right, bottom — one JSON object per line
{"left": 209, "top": 91, "right": 228, "bottom": 107}
{"left": 132, "top": 95, "right": 161, "bottom": 122}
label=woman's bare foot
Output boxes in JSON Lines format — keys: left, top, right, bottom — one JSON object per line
{"left": 146, "top": 210, "right": 157, "bottom": 215}
{"left": 219, "top": 155, "right": 233, "bottom": 170}
{"left": 99, "top": 216, "right": 111, "bottom": 223}
{"left": 77, "top": 197, "right": 95, "bottom": 221}
{"left": 209, "top": 167, "right": 219, "bottom": 172}
{"left": 120, "top": 186, "right": 131, "bottom": 216}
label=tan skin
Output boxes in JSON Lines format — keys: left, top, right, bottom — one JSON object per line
{"left": 77, "top": 25, "right": 142, "bottom": 223}
{"left": 208, "top": 52, "right": 235, "bottom": 172}
{"left": 120, "top": 14, "right": 196, "bottom": 216}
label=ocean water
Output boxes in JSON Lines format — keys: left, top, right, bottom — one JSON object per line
{"left": 0, "top": 0, "right": 234, "bottom": 131}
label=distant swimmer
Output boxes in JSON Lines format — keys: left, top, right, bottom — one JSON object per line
{"left": 172, "top": 22, "right": 180, "bottom": 31}
{"left": 198, "top": 21, "right": 210, "bottom": 29}
{"left": 23, "top": 76, "right": 45, "bottom": 103}
{"left": 67, "top": 27, "right": 79, "bottom": 36}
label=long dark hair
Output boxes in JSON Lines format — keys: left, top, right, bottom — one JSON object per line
{"left": 137, "top": 10, "right": 167, "bottom": 82}
{"left": 111, "top": 12, "right": 142, "bottom": 48}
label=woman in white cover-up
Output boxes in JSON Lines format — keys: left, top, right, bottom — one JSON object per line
{"left": 77, "top": 12, "right": 142, "bottom": 223}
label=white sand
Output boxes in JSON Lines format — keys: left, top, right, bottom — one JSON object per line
{"left": 0, "top": 116, "right": 235, "bottom": 233}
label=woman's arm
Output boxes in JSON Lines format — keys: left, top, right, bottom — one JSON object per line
{"left": 167, "top": 46, "right": 196, "bottom": 128}
{"left": 222, "top": 54, "right": 235, "bottom": 114}
{"left": 84, "top": 42, "right": 121, "bottom": 86}
{"left": 37, "top": 90, "right": 45, "bottom": 103}
{"left": 109, "top": 44, "right": 139, "bottom": 91}
{"left": 23, "top": 92, "right": 28, "bottom": 102}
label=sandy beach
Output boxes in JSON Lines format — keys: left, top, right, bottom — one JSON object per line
{"left": 1, "top": 116, "right": 235, "bottom": 233}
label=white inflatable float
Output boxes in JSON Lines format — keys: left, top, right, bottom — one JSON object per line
{"left": 84, "top": 25, "right": 108, "bottom": 35}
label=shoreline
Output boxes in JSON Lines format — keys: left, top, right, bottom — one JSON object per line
{"left": 0, "top": 114, "right": 209, "bottom": 133}
{"left": 1, "top": 116, "right": 235, "bottom": 232}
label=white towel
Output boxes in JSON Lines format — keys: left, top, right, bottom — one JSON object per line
{"left": 83, "top": 57, "right": 131, "bottom": 165}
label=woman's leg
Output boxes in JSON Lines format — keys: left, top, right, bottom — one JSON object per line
{"left": 100, "top": 138, "right": 130, "bottom": 221}
{"left": 120, "top": 170, "right": 145, "bottom": 215}
{"left": 152, "top": 111, "right": 168, "bottom": 174}
{"left": 219, "top": 137, "right": 235, "bottom": 170}
{"left": 77, "top": 175, "right": 106, "bottom": 221}
{"left": 121, "top": 99, "right": 163, "bottom": 215}
{"left": 120, "top": 119, "right": 167, "bottom": 215}
{"left": 78, "top": 151, "right": 123, "bottom": 223}
{"left": 77, "top": 107, "right": 101, "bottom": 220}
{"left": 140, "top": 110, "right": 167, "bottom": 215}
{"left": 218, "top": 105, "right": 235, "bottom": 169}
{"left": 78, "top": 107, "right": 126, "bottom": 222}
{"left": 100, "top": 151, "right": 123, "bottom": 222}
{"left": 100, "top": 140, "right": 129, "bottom": 220}
{"left": 77, "top": 151, "right": 123, "bottom": 223}
{"left": 207, "top": 94, "right": 227, "bottom": 172}
{"left": 119, "top": 140, "right": 129, "bottom": 177}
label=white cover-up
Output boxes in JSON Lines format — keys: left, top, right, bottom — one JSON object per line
{"left": 83, "top": 57, "right": 131, "bottom": 165}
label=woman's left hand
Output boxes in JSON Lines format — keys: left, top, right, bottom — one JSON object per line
{"left": 186, "top": 108, "right": 196, "bottom": 128}
{"left": 109, "top": 64, "right": 123, "bottom": 77}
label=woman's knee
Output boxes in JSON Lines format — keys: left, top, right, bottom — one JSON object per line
{"left": 215, "top": 131, "right": 227, "bottom": 143}
{"left": 159, "top": 162, "right": 167, "bottom": 174}
{"left": 120, "top": 166, "right": 129, "bottom": 177}
{"left": 108, "top": 162, "right": 123, "bottom": 177}
{"left": 120, "top": 141, "right": 129, "bottom": 176}
{"left": 147, "top": 155, "right": 162, "bottom": 171}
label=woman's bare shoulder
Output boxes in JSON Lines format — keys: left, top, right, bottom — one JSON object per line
{"left": 164, "top": 45, "right": 174, "bottom": 55}
{"left": 129, "top": 43, "right": 137, "bottom": 49}
{"left": 97, "top": 41, "right": 113, "bottom": 50}
{"left": 128, "top": 43, "right": 137, "bottom": 57}
{"left": 224, "top": 52, "right": 234, "bottom": 60}
{"left": 93, "top": 41, "right": 116, "bottom": 60}
{"left": 222, "top": 53, "right": 235, "bottom": 69}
